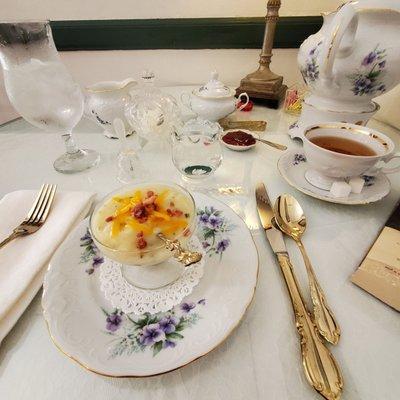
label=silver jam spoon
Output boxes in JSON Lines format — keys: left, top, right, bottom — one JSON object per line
{"left": 274, "top": 194, "right": 341, "bottom": 345}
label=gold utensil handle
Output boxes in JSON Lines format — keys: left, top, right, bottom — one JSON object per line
{"left": 276, "top": 253, "right": 343, "bottom": 400}
{"left": 157, "top": 234, "right": 202, "bottom": 267}
{"left": 0, "top": 231, "right": 21, "bottom": 249}
{"left": 218, "top": 118, "right": 267, "bottom": 131}
{"left": 255, "top": 138, "right": 287, "bottom": 151}
{"left": 297, "top": 241, "right": 341, "bottom": 345}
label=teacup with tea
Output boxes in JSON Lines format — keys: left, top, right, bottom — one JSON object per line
{"left": 302, "top": 123, "right": 400, "bottom": 189}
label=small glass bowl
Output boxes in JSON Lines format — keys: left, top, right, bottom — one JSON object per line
{"left": 171, "top": 117, "right": 223, "bottom": 182}
{"left": 90, "top": 182, "right": 197, "bottom": 267}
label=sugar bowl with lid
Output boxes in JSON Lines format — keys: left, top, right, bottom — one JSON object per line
{"left": 181, "top": 71, "right": 249, "bottom": 121}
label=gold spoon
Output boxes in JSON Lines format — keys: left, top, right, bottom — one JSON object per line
{"left": 274, "top": 194, "right": 341, "bottom": 345}
{"left": 254, "top": 137, "right": 287, "bottom": 151}
{"left": 157, "top": 233, "right": 202, "bottom": 266}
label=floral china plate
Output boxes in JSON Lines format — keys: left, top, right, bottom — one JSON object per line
{"left": 42, "top": 193, "right": 258, "bottom": 377}
{"left": 277, "top": 149, "right": 391, "bottom": 205}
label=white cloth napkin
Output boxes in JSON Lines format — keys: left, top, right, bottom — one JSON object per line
{"left": 0, "top": 190, "right": 95, "bottom": 344}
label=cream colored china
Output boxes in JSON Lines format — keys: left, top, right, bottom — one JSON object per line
{"left": 277, "top": 149, "right": 391, "bottom": 205}
{"left": 85, "top": 78, "right": 137, "bottom": 138}
{"left": 42, "top": 193, "right": 258, "bottom": 377}
{"left": 294, "top": 1, "right": 400, "bottom": 136}
{"left": 298, "top": 1, "right": 400, "bottom": 114}
{"left": 220, "top": 129, "right": 258, "bottom": 152}
{"left": 303, "top": 123, "right": 400, "bottom": 179}
{"left": 289, "top": 101, "right": 380, "bottom": 140}
{"left": 181, "top": 71, "right": 249, "bottom": 121}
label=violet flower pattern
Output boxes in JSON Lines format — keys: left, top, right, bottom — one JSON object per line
{"left": 293, "top": 153, "right": 307, "bottom": 166}
{"left": 300, "top": 41, "right": 322, "bottom": 85}
{"left": 80, "top": 229, "right": 104, "bottom": 275}
{"left": 103, "top": 299, "right": 205, "bottom": 357}
{"left": 180, "top": 302, "right": 196, "bottom": 313}
{"left": 197, "top": 206, "right": 235, "bottom": 260}
{"left": 348, "top": 45, "right": 387, "bottom": 96}
{"left": 362, "top": 175, "right": 375, "bottom": 187}
{"left": 139, "top": 324, "right": 165, "bottom": 346}
{"left": 106, "top": 312, "right": 123, "bottom": 332}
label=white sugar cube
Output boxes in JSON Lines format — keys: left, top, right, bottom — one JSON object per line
{"left": 330, "top": 181, "right": 352, "bottom": 198}
{"left": 348, "top": 177, "right": 365, "bottom": 194}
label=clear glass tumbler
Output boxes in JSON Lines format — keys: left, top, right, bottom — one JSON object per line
{"left": 0, "top": 21, "right": 99, "bottom": 173}
{"left": 172, "top": 118, "right": 223, "bottom": 183}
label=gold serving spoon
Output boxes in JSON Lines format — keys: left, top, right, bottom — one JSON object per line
{"left": 254, "top": 137, "right": 287, "bottom": 151}
{"left": 274, "top": 194, "right": 341, "bottom": 345}
{"left": 157, "top": 233, "right": 202, "bottom": 266}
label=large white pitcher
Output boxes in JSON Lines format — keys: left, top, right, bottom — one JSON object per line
{"left": 298, "top": 0, "right": 400, "bottom": 113}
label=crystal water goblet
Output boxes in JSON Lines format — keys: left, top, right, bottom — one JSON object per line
{"left": 0, "top": 21, "right": 99, "bottom": 173}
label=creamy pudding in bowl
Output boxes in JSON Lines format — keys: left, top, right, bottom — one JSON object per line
{"left": 90, "top": 182, "right": 196, "bottom": 266}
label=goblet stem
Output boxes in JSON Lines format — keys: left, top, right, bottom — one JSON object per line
{"left": 61, "top": 132, "right": 79, "bottom": 154}
{"left": 53, "top": 131, "right": 100, "bottom": 174}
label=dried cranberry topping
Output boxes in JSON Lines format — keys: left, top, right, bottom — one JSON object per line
{"left": 167, "top": 207, "right": 184, "bottom": 217}
{"left": 136, "top": 237, "right": 147, "bottom": 250}
{"left": 132, "top": 203, "right": 148, "bottom": 221}
{"left": 143, "top": 195, "right": 157, "bottom": 206}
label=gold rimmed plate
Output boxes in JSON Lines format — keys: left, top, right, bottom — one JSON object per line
{"left": 42, "top": 192, "right": 258, "bottom": 377}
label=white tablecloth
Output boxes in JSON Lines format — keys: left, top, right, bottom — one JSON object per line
{"left": 0, "top": 87, "right": 399, "bottom": 400}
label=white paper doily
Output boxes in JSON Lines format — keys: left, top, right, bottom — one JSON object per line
{"left": 99, "top": 237, "right": 205, "bottom": 315}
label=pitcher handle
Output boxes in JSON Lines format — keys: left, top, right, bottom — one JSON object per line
{"left": 319, "top": 3, "right": 358, "bottom": 83}
{"left": 237, "top": 92, "right": 249, "bottom": 111}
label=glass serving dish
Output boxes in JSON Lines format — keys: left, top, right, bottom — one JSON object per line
{"left": 124, "top": 71, "right": 181, "bottom": 143}
{"left": 90, "top": 182, "right": 197, "bottom": 267}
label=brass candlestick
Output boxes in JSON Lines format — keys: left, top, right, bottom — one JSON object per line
{"left": 236, "top": 0, "right": 287, "bottom": 108}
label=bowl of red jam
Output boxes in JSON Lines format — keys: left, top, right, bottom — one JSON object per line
{"left": 220, "top": 129, "right": 258, "bottom": 151}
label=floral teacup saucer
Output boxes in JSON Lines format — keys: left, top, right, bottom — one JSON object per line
{"left": 277, "top": 149, "right": 391, "bottom": 205}
{"left": 42, "top": 193, "right": 258, "bottom": 377}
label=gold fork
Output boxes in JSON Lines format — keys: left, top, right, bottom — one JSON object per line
{"left": 0, "top": 184, "right": 57, "bottom": 249}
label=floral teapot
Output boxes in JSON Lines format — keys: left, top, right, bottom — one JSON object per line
{"left": 298, "top": 0, "right": 400, "bottom": 113}
{"left": 180, "top": 71, "right": 249, "bottom": 121}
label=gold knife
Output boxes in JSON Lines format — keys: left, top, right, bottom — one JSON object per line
{"left": 255, "top": 183, "right": 343, "bottom": 400}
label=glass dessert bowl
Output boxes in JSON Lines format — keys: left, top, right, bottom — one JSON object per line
{"left": 90, "top": 182, "right": 198, "bottom": 268}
